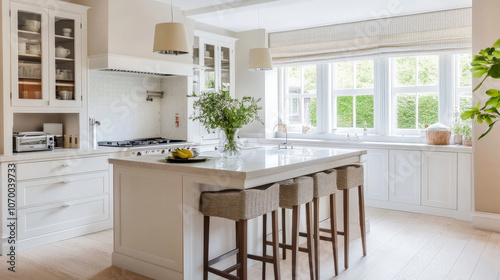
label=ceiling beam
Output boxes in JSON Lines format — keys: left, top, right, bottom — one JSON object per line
{"left": 184, "top": 0, "right": 279, "bottom": 18}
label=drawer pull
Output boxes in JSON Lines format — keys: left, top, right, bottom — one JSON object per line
{"left": 61, "top": 163, "right": 69, "bottom": 168}
{"left": 60, "top": 180, "right": 70, "bottom": 184}
{"left": 61, "top": 203, "right": 72, "bottom": 208}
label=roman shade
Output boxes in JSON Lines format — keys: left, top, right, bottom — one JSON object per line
{"left": 269, "top": 8, "right": 472, "bottom": 66}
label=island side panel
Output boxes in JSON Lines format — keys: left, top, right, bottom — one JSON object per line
{"left": 112, "top": 165, "right": 184, "bottom": 280}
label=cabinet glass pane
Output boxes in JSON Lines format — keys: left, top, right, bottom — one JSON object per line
{"left": 221, "top": 46, "right": 230, "bottom": 88}
{"left": 203, "top": 43, "right": 215, "bottom": 91}
{"left": 17, "top": 10, "right": 42, "bottom": 100}
{"left": 54, "top": 17, "right": 75, "bottom": 101}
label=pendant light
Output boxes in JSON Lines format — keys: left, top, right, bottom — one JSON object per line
{"left": 249, "top": 0, "right": 272, "bottom": 71}
{"left": 153, "top": 0, "right": 190, "bottom": 55}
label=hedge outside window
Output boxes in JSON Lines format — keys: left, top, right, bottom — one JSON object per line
{"left": 276, "top": 53, "right": 472, "bottom": 137}
{"left": 457, "top": 53, "right": 473, "bottom": 115}
{"left": 392, "top": 55, "right": 440, "bottom": 133}
{"left": 333, "top": 60, "right": 374, "bottom": 130}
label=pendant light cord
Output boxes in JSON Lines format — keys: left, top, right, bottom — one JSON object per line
{"left": 171, "top": 0, "right": 174, "bottom": 22}
{"left": 257, "top": 0, "right": 260, "bottom": 29}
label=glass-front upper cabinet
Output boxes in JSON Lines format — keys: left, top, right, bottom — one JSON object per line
{"left": 51, "top": 10, "right": 81, "bottom": 106}
{"left": 12, "top": 3, "right": 48, "bottom": 106}
{"left": 11, "top": 2, "right": 82, "bottom": 107}
{"left": 192, "top": 36, "right": 234, "bottom": 95}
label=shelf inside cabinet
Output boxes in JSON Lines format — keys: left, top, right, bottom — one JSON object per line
{"left": 18, "top": 30, "right": 41, "bottom": 37}
{"left": 19, "top": 54, "right": 41, "bottom": 62}
{"left": 19, "top": 78, "right": 42, "bottom": 85}
{"left": 55, "top": 35, "right": 74, "bottom": 43}
{"left": 55, "top": 57, "right": 74, "bottom": 62}
{"left": 56, "top": 81, "right": 75, "bottom": 87}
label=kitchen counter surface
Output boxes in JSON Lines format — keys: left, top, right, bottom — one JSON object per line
{"left": 246, "top": 138, "right": 473, "bottom": 153}
{"left": 0, "top": 147, "right": 128, "bottom": 163}
{"left": 109, "top": 146, "right": 367, "bottom": 188}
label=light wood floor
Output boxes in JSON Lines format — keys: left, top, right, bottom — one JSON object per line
{"left": 1, "top": 207, "right": 499, "bottom": 280}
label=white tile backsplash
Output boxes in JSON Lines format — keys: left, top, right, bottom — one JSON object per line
{"left": 88, "top": 71, "right": 190, "bottom": 141}
{"left": 88, "top": 71, "right": 161, "bottom": 141}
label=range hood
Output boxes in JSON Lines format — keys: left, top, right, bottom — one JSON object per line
{"left": 89, "top": 54, "right": 192, "bottom": 76}
{"left": 81, "top": 0, "right": 193, "bottom": 76}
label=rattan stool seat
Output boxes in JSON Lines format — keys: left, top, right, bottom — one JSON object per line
{"left": 200, "top": 183, "right": 279, "bottom": 221}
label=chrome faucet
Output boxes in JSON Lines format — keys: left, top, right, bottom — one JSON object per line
{"left": 347, "top": 133, "right": 359, "bottom": 141}
{"left": 273, "top": 123, "right": 293, "bottom": 149}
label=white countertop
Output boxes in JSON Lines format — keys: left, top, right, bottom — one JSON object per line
{"left": 109, "top": 147, "right": 367, "bottom": 181}
{"left": 0, "top": 147, "right": 127, "bottom": 163}
{"left": 246, "top": 138, "right": 473, "bottom": 153}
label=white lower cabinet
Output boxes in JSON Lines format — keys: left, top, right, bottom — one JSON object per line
{"left": 364, "top": 148, "right": 471, "bottom": 221}
{"left": 388, "top": 150, "right": 421, "bottom": 205}
{"left": 421, "top": 152, "right": 457, "bottom": 209}
{"left": 365, "top": 149, "right": 389, "bottom": 201}
{"left": 4, "top": 155, "right": 112, "bottom": 252}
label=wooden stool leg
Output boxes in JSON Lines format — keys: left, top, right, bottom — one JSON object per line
{"left": 240, "top": 220, "right": 248, "bottom": 280}
{"left": 330, "top": 194, "right": 339, "bottom": 276}
{"left": 203, "top": 216, "right": 210, "bottom": 280}
{"left": 236, "top": 221, "right": 242, "bottom": 278}
{"left": 343, "top": 189, "right": 350, "bottom": 269}
{"left": 313, "top": 197, "right": 320, "bottom": 280}
{"left": 358, "top": 185, "right": 367, "bottom": 256}
{"left": 291, "top": 205, "right": 300, "bottom": 280}
{"left": 282, "top": 208, "right": 287, "bottom": 260}
{"left": 271, "top": 210, "right": 281, "bottom": 280}
{"left": 262, "top": 214, "right": 267, "bottom": 280}
{"left": 306, "top": 202, "right": 315, "bottom": 280}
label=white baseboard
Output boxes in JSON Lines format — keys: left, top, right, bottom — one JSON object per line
{"left": 472, "top": 212, "right": 500, "bottom": 232}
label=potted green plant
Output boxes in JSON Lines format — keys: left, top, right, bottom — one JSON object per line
{"left": 189, "top": 88, "right": 263, "bottom": 158}
{"left": 462, "top": 120, "right": 473, "bottom": 146}
{"left": 451, "top": 121, "right": 464, "bottom": 145}
{"left": 461, "top": 38, "right": 500, "bottom": 139}
{"left": 451, "top": 119, "right": 472, "bottom": 145}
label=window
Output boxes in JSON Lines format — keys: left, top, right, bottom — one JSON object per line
{"left": 392, "top": 55, "right": 440, "bottom": 134}
{"left": 283, "top": 65, "right": 317, "bottom": 131}
{"left": 456, "top": 53, "right": 473, "bottom": 115}
{"left": 277, "top": 53, "right": 472, "bottom": 138}
{"left": 333, "top": 60, "right": 374, "bottom": 131}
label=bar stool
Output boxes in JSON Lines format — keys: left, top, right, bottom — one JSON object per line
{"left": 200, "top": 183, "right": 281, "bottom": 280}
{"left": 336, "top": 165, "right": 367, "bottom": 269}
{"left": 277, "top": 176, "right": 315, "bottom": 280}
{"left": 299, "top": 170, "right": 339, "bottom": 278}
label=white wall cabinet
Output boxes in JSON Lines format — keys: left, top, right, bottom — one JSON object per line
{"left": 10, "top": 1, "right": 85, "bottom": 108}
{"left": 421, "top": 151, "right": 458, "bottom": 209}
{"left": 190, "top": 32, "right": 236, "bottom": 142}
{"left": 388, "top": 150, "right": 421, "bottom": 205}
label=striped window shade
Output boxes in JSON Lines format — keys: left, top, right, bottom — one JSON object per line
{"left": 269, "top": 8, "right": 471, "bottom": 66}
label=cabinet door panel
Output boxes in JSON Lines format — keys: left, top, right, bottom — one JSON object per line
{"left": 11, "top": 3, "right": 50, "bottom": 107}
{"left": 389, "top": 150, "right": 421, "bottom": 205}
{"left": 365, "top": 149, "right": 389, "bottom": 201}
{"left": 422, "top": 152, "right": 457, "bottom": 209}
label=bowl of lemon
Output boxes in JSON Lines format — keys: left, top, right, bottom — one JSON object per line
{"left": 166, "top": 148, "right": 207, "bottom": 163}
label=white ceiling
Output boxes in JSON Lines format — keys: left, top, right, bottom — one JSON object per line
{"left": 169, "top": 0, "right": 472, "bottom": 33}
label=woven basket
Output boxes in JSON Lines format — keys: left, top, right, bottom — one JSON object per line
{"left": 426, "top": 130, "right": 451, "bottom": 145}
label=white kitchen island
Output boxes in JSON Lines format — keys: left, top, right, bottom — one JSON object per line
{"left": 109, "top": 147, "right": 367, "bottom": 280}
